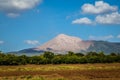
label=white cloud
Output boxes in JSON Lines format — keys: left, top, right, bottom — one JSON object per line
{"left": 0, "top": 41, "right": 4, "bottom": 44}
{"left": 82, "top": 1, "right": 118, "bottom": 14}
{"left": 0, "top": 0, "right": 42, "bottom": 16}
{"left": 72, "top": 17, "right": 93, "bottom": 25}
{"left": 96, "top": 12, "right": 120, "bottom": 24}
{"left": 25, "top": 40, "right": 39, "bottom": 45}
{"left": 7, "top": 13, "right": 20, "bottom": 17}
{"left": 89, "top": 35, "right": 114, "bottom": 41}
{"left": 117, "top": 35, "right": 120, "bottom": 38}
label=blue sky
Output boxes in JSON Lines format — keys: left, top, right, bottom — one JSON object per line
{"left": 0, "top": 0, "right": 120, "bottom": 52}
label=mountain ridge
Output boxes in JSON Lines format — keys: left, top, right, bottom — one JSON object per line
{"left": 15, "top": 34, "right": 120, "bottom": 54}
{"left": 34, "top": 34, "right": 91, "bottom": 53}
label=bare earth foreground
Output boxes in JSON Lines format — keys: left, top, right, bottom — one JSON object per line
{"left": 0, "top": 63, "right": 120, "bottom": 80}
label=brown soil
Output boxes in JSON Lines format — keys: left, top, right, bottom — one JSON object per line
{"left": 0, "top": 69, "right": 120, "bottom": 80}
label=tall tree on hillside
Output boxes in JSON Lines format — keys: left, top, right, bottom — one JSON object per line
{"left": 43, "top": 51, "right": 54, "bottom": 60}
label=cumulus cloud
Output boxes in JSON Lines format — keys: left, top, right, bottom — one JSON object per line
{"left": 82, "top": 1, "right": 118, "bottom": 14}
{"left": 72, "top": 17, "right": 93, "bottom": 25}
{"left": 96, "top": 12, "right": 120, "bottom": 24}
{"left": 0, "top": 41, "right": 4, "bottom": 44}
{"left": 89, "top": 35, "right": 114, "bottom": 41}
{"left": 72, "top": 1, "right": 120, "bottom": 25}
{"left": 25, "top": 40, "right": 39, "bottom": 45}
{"left": 0, "top": 0, "right": 42, "bottom": 17}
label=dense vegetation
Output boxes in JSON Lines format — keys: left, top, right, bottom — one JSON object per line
{"left": 0, "top": 51, "right": 120, "bottom": 65}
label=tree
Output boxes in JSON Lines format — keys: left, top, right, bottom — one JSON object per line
{"left": 87, "top": 56, "right": 100, "bottom": 63}
{"left": 75, "top": 53, "right": 84, "bottom": 57}
{"left": 98, "top": 51, "right": 105, "bottom": 57}
{"left": 52, "top": 56, "right": 62, "bottom": 64}
{"left": 18, "top": 55, "right": 28, "bottom": 65}
{"left": 29, "top": 56, "right": 43, "bottom": 64}
{"left": 65, "top": 55, "right": 80, "bottom": 64}
{"left": 43, "top": 51, "right": 54, "bottom": 59}
{"left": 68, "top": 51, "right": 75, "bottom": 56}
{"left": 110, "top": 52, "right": 117, "bottom": 56}
{"left": 6, "top": 54, "right": 18, "bottom": 65}
{"left": 43, "top": 51, "right": 54, "bottom": 64}
{"left": 79, "top": 57, "right": 87, "bottom": 64}
{"left": 86, "top": 52, "right": 98, "bottom": 56}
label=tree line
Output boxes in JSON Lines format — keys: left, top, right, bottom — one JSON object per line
{"left": 0, "top": 51, "right": 120, "bottom": 65}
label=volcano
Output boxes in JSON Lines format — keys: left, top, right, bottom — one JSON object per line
{"left": 18, "top": 34, "right": 120, "bottom": 54}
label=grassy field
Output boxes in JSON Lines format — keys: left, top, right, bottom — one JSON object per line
{"left": 0, "top": 63, "right": 120, "bottom": 80}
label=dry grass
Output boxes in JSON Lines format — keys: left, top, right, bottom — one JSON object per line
{"left": 0, "top": 63, "right": 120, "bottom": 80}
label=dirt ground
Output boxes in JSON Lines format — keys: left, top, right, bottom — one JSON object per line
{"left": 0, "top": 63, "right": 120, "bottom": 80}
